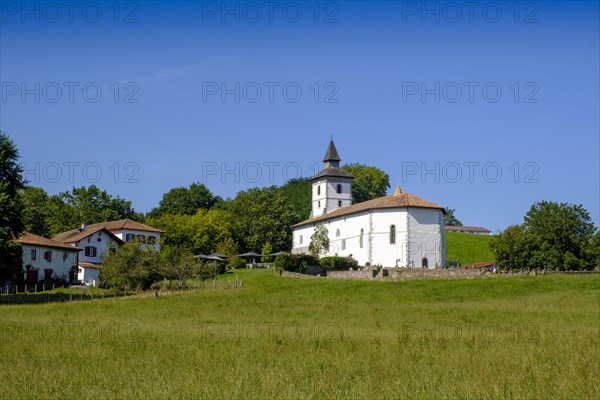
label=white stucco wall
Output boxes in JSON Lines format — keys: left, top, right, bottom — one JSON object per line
{"left": 311, "top": 178, "right": 352, "bottom": 217}
{"left": 71, "top": 230, "right": 120, "bottom": 264}
{"left": 21, "top": 244, "right": 79, "bottom": 282}
{"left": 112, "top": 229, "right": 161, "bottom": 252}
{"left": 292, "top": 207, "right": 445, "bottom": 269}
{"left": 77, "top": 267, "right": 101, "bottom": 285}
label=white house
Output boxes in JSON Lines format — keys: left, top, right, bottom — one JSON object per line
{"left": 292, "top": 140, "right": 446, "bottom": 269}
{"left": 53, "top": 219, "right": 163, "bottom": 285}
{"left": 444, "top": 226, "right": 492, "bottom": 235}
{"left": 16, "top": 232, "right": 81, "bottom": 285}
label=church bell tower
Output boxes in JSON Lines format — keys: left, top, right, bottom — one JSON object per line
{"left": 310, "top": 139, "right": 354, "bottom": 217}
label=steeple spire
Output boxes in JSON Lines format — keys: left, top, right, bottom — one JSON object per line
{"left": 323, "top": 139, "right": 341, "bottom": 168}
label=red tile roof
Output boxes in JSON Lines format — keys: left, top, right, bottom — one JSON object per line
{"left": 52, "top": 219, "right": 162, "bottom": 244}
{"left": 292, "top": 190, "right": 445, "bottom": 227}
{"left": 79, "top": 262, "right": 102, "bottom": 269}
{"left": 16, "top": 232, "right": 81, "bottom": 251}
{"left": 93, "top": 219, "right": 164, "bottom": 233}
{"left": 52, "top": 226, "right": 124, "bottom": 244}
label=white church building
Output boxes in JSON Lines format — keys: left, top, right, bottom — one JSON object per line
{"left": 292, "top": 140, "right": 446, "bottom": 269}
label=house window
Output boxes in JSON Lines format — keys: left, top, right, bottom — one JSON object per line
{"left": 44, "top": 251, "right": 52, "bottom": 262}
{"left": 299, "top": 235, "right": 303, "bottom": 245}
{"left": 336, "top": 229, "right": 340, "bottom": 237}
{"left": 336, "top": 184, "right": 342, "bottom": 194}
{"left": 359, "top": 229, "right": 364, "bottom": 249}
{"left": 97, "top": 237, "right": 102, "bottom": 242}
{"left": 147, "top": 236, "right": 156, "bottom": 245}
{"left": 390, "top": 225, "right": 396, "bottom": 244}
{"left": 338, "top": 200, "right": 342, "bottom": 207}
{"left": 318, "top": 200, "right": 321, "bottom": 208}
{"left": 85, "top": 246, "right": 97, "bottom": 257}
{"left": 317, "top": 185, "right": 321, "bottom": 196}
{"left": 125, "top": 234, "right": 135, "bottom": 242}
{"left": 31, "top": 249, "right": 37, "bottom": 260}
{"left": 341, "top": 239, "right": 346, "bottom": 250}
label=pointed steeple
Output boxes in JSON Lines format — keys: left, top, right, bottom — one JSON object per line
{"left": 394, "top": 185, "right": 402, "bottom": 196}
{"left": 323, "top": 139, "right": 341, "bottom": 168}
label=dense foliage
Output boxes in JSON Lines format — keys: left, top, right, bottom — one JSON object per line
{"left": 21, "top": 185, "right": 139, "bottom": 237}
{"left": 318, "top": 256, "right": 359, "bottom": 270}
{"left": 277, "top": 178, "right": 311, "bottom": 221}
{"left": 341, "top": 163, "right": 390, "bottom": 204}
{"left": 444, "top": 207, "right": 463, "bottom": 226}
{"left": 148, "top": 182, "right": 222, "bottom": 217}
{"left": 273, "top": 253, "right": 318, "bottom": 273}
{"left": 491, "top": 201, "right": 598, "bottom": 270}
{"left": 0, "top": 132, "right": 25, "bottom": 282}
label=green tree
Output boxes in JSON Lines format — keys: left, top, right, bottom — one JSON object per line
{"left": 308, "top": 224, "right": 330, "bottom": 258}
{"left": 149, "top": 182, "right": 221, "bottom": 217}
{"left": 588, "top": 231, "right": 600, "bottom": 269}
{"left": 146, "top": 208, "right": 234, "bottom": 255}
{"left": 261, "top": 241, "right": 273, "bottom": 263}
{"left": 489, "top": 225, "right": 532, "bottom": 270}
{"left": 21, "top": 186, "right": 50, "bottom": 236}
{"left": 100, "top": 239, "right": 162, "bottom": 290}
{"left": 491, "top": 201, "right": 597, "bottom": 271}
{"left": 278, "top": 178, "right": 311, "bottom": 221}
{"left": 341, "top": 163, "right": 390, "bottom": 204}
{"left": 444, "top": 207, "right": 463, "bottom": 226}
{"left": 227, "top": 187, "right": 298, "bottom": 252}
{"left": 0, "top": 132, "right": 25, "bottom": 282}
{"left": 61, "top": 185, "right": 135, "bottom": 224}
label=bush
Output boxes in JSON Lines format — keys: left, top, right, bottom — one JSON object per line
{"left": 228, "top": 257, "right": 247, "bottom": 269}
{"left": 273, "top": 253, "right": 318, "bottom": 273}
{"left": 319, "top": 256, "right": 358, "bottom": 271}
{"left": 193, "top": 260, "right": 225, "bottom": 280}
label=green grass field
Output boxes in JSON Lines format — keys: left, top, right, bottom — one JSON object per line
{"left": 1, "top": 270, "right": 598, "bottom": 399}
{"left": 445, "top": 231, "right": 495, "bottom": 265}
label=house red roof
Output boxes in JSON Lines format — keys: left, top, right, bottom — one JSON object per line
{"left": 52, "top": 226, "right": 124, "bottom": 245}
{"left": 52, "top": 219, "right": 162, "bottom": 244}
{"left": 16, "top": 232, "right": 81, "bottom": 251}
{"left": 292, "top": 188, "right": 445, "bottom": 228}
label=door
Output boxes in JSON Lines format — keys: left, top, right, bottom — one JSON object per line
{"left": 422, "top": 257, "right": 428, "bottom": 269}
{"left": 44, "top": 269, "right": 53, "bottom": 281}
{"left": 26, "top": 269, "right": 39, "bottom": 286}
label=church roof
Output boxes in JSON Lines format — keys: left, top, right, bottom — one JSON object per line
{"left": 311, "top": 167, "right": 354, "bottom": 180}
{"left": 292, "top": 189, "right": 446, "bottom": 227}
{"left": 323, "top": 140, "right": 341, "bottom": 162}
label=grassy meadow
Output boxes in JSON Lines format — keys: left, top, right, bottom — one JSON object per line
{"left": 445, "top": 231, "right": 495, "bottom": 265}
{"left": 0, "top": 270, "right": 598, "bottom": 399}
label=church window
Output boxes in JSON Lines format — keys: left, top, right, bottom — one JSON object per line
{"left": 317, "top": 185, "right": 321, "bottom": 196}
{"left": 359, "top": 229, "right": 364, "bottom": 248}
{"left": 338, "top": 200, "right": 342, "bottom": 207}
{"left": 390, "top": 225, "right": 396, "bottom": 244}
{"left": 341, "top": 239, "right": 346, "bottom": 250}
{"left": 336, "top": 229, "right": 340, "bottom": 237}
{"left": 318, "top": 200, "right": 321, "bottom": 208}
{"left": 336, "top": 184, "right": 342, "bottom": 194}
{"left": 299, "top": 235, "right": 303, "bottom": 244}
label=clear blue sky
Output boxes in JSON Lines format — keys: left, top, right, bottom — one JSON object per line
{"left": 1, "top": 1, "right": 598, "bottom": 232}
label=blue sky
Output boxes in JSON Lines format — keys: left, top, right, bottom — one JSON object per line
{"left": 1, "top": 0, "right": 598, "bottom": 232}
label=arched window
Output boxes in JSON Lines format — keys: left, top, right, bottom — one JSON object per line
{"left": 422, "top": 257, "right": 428, "bottom": 269}
{"left": 317, "top": 185, "right": 321, "bottom": 195}
{"left": 341, "top": 239, "right": 346, "bottom": 250}
{"left": 359, "top": 229, "right": 364, "bottom": 248}
{"left": 336, "top": 184, "right": 342, "bottom": 194}
{"left": 390, "top": 225, "right": 396, "bottom": 244}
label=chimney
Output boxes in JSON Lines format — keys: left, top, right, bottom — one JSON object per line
{"left": 80, "top": 223, "right": 86, "bottom": 231}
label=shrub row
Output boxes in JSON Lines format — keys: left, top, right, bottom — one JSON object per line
{"left": 273, "top": 253, "right": 318, "bottom": 273}
{"left": 318, "top": 256, "right": 359, "bottom": 271}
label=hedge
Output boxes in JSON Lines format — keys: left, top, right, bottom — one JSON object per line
{"left": 273, "top": 253, "right": 318, "bottom": 273}
{"left": 318, "top": 256, "right": 358, "bottom": 271}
